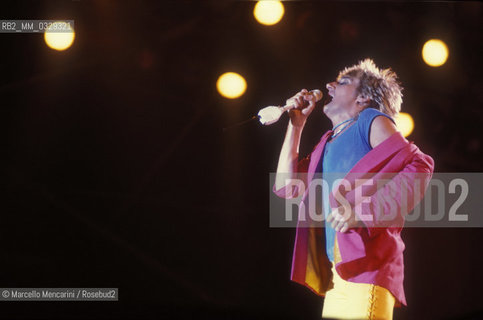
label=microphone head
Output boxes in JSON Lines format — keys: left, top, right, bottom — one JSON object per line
{"left": 311, "top": 89, "right": 323, "bottom": 102}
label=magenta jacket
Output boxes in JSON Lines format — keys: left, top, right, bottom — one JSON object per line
{"left": 274, "top": 131, "right": 434, "bottom": 307}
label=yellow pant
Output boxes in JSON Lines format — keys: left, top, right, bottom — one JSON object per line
{"left": 322, "top": 237, "right": 396, "bottom": 320}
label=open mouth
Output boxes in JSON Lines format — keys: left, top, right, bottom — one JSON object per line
{"left": 323, "top": 95, "right": 333, "bottom": 105}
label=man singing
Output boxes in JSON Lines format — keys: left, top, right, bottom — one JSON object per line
{"left": 273, "top": 59, "right": 434, "bottom": 319}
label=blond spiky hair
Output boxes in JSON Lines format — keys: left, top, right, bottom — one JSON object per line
{"left": 337, "top": 58, "right": 403, "bottom": 117}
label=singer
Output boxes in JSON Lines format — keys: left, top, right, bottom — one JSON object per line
{"left": 273, "top": 59, "right": 434, "bottom": 319}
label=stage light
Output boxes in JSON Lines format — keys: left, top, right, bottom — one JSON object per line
{"left": 44, "top": 22, "right": 75, "bottom": 51}
{"left": 422, "top": 39, "right": 448, "bottom": 67}
{"left": 394, "top": 112, "right": 414, "bottom": 137}
{"left": 253, "top": 1, "right": 284, "bottom": 26}
{"left": 216, "top": 72, "right": 247, "bottom": 99}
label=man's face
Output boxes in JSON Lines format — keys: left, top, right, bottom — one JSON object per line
{"left": 323, "top": 75, "right": 361, "bottom": 116}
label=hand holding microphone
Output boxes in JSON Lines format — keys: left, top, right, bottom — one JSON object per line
{"left": 258, "top": 89, "right": 323, "bottom": 126}
{"left": 222, "top": 88, "right": 323, "bottom": 131}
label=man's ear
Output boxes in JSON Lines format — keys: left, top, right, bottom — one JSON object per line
{"left": 356, "top": 95, "right": 371, "bottom": 108}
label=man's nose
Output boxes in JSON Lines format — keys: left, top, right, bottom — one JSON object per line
{"left": 326, "top": 82, "right": 336, "bottom": 90}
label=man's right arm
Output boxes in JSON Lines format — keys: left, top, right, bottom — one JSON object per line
{"left": 275, "top": 123, "right": 304, "bottom": 190}
{"left": 274, "top": 89, "right": 318, "bottom": 190}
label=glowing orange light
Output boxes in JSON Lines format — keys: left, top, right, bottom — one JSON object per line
{"left": 394, "top": 112, "right": 414, "bottom": 137}
{"left": 422, "top": 39, "right": 449, "bottom": 67}
{"left": 253, "top": 1, "right": 285, "bottom": 26}
{"left": 216, "top": 72, "right": 247, "bottom": 99}
{"left": 44, "top": 22, "right": 75, "bottom": 51}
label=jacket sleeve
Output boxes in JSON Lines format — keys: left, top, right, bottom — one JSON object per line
{"left": 272, "top": 155, "right": 311, "bottom": 199}
{"left": 351, "top": 150, "right": 435, "bottom": 237}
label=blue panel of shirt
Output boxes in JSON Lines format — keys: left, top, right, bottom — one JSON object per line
{"left": 320, "top": 108, "right": 395, "bottom": 262}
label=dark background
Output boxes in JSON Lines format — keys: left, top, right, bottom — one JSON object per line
{"left": 1, "top": 1, "right": 482, "bottom": 319}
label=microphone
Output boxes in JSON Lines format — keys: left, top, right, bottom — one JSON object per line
{"left": 257, "top": 89, "right": 323, "bottom": 125}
